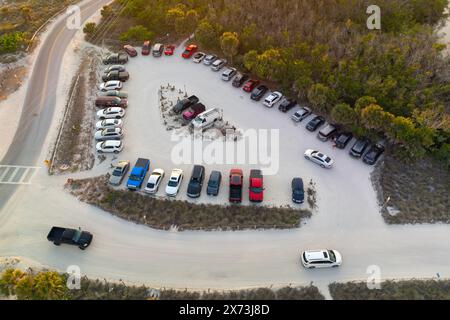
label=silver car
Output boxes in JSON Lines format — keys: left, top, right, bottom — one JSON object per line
{"left": 109, "top": 160, "right": 130, "bottom": 186}
{"left": 94, "top": 127, "right": 123, "bottom": 141}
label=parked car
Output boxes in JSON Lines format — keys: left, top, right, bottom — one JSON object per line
{"left": 127, "top": 158, "right": 150, "bottom": 190}
{"left": 291, "top": 107, "right": 311, "bottom": 122}
{"left": 363, "top": 144, "right": 385, "bottom": 165}
{"left": 182, "top": 44, "right": 198, "bottom": 58}
{"left": 278, "top": 98, "right": 297, "bottom": 112}
{"left": 349, "top": 138, "right": 370, "bottom": 158}
{"left": 123, "top": 45, "right": 138, "bottom": 57}
{"left": 251, "top": 85, "right": 269, "bottom": 101}
{"left": 206, "top": 170, "right": 222, "bottom": 196}
{"left": 144, "top": 168, "right": 165, "bottom": 194}
{"left": 183, "top": 103, "right": 206, "bottom": 121}
{"left": 96, "top": 107, "right": 126, "bottom": 120}
{"left": 166, "top": 169, "right": 183, "bottom": 196}
{"left": 152, "top": 43, "right": 164, "bottom": 57}
{"left": 47, "top": 227, "right": 93, "bottom": 250}
{"left": 263, "top": 91, "right": 283, "bottom": 107}
{"left": 187, "top": 165, "right": 205, "bottom": 198}
{"left": 109, "top": 160, "right": 130, "bottom": 186}
{"left": 95, "top": 119, "right": 123, "bottom": 130}
{"left": 243, "top": 79, "right": 260, "bottom": 92}
{"left": 304, "top": 149, "right": 334, "bottom": 168}
{"left": 203, "top": 54, "right": 217, "bottom": 66}
{"left": 317, "top": 123, "right": 337, "bottom": 142}
{"left": 102, "top": 53, "right": 128, "bottom": 65}
{"left": 99, "top": 90, "right": 128, "bottom": 99}
{"left": 102, "top": 70, "right": 129, "bottom": 82}
{"left": 99, "top": 80, "right": 122, "bottom": 92}
{"left": 249, "top": 169, "right": 264, "bottom": 202}
{"left": 164, "top": 45, "right": 175, "bottom": 56}
{"left": 301, "top": 249, "right": 342, "bottom": 269}
{"left": 172, "top": 95, "right": 199, "bottom": 114}
{"left": 192, "top": 108, "right": 221, "bottom": 130}
{"left": 222, "top": 67, "right": 237, "bottom": 81}
{"left": 192, "top": 52, "right": 206, "bottom": 63}
{"left": 334, "top": 132, "right": 353, "bottom": 149}
{"left": 306, "top": 115, "right": 325, "bottom": 131}
{"left": 291, "top": 177, "right": 305, "bottom": 204}
{"left": 104, "top": 65, "right": 126, "bottom": 73}
{"left": 94, "top": 127, "right": 123, "bottom": 141}
{"left": 95, "top": 96, "right": 128, "bottom": 108}
{"left": 232, "top": 73, "right": 249, "bottom": 88}
{"left": 96, "top": 140, "right": 123, "bottom": 153}
{"left": 141, "top": 40, "right": 151, "bottom": 55}
{"left": 229, "top": 169, "right": 243, "bottom": 203}
{"left": 211, "top": 58, "right": 227, "bottom": 71}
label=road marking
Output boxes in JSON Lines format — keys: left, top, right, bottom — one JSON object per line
{"left": 0, "top": 166, "right": 40, "bottom": 185}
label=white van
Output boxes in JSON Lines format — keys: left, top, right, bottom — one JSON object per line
{"left": 192, "top": 108, "right": 222, "bottom": 130}
{"left": 152, "top": 43, "right": 164, "bottom": 57}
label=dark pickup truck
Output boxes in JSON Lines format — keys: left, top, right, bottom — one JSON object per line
{"left": 229, "top": 169, "right": 243, "bottom": 203}
{"left": 102, "top": 53, "right": 129, "bottom": 65}
{"left": 47, "top": 227, "right": 93, "bottom": 250}
{"left": 102, "top": 71, "right": 130, "bottom": 82}
{"left": 172, "top": 95, "right": 199, "bottom": 114}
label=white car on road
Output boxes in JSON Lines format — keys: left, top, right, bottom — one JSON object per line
{"left": 144, "top": 169, "right": 165, "bottom": 194}
{"left": 192, "top": 52, "right": 206, "bottom": 63}
{"left": 100, "top": 80, "right": 123, "bottom": 92}
{"left": 96, "top": 140, "right": 123, "bottom": 154}
{"left": 94, "top": 127, "right": 123, "bottom": 141}
{"left": 263, "top": 91, "right": 283, "bottom": 107}
{"left": 304, "top": 149, "right": 334, "bottom": 168}
{"left": 165, "top": 169, "right": 183, "bottom": 196}
{"left": 301, "top": 249, "right": 342, "bottom": 269}
{"left": 95, "top": 119, "right": 123, "bottom": 130}
{"left": 97, "top": 107, "right": 126, "bottom": 120}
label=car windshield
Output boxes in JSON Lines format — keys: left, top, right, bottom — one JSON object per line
{"left": 325, "top": 157, "right": 332, "bottom": 163}
{"left": 168, "top": 180, "right": 178, "bottom": 187}
{"left": 72, "top": 230, "right": 81, "bottom": 242}
{"left": 251, "top": 187, "right": 263, "bottom": 193}
{"left": 147, "top": 182, "right": 155, "bottom": 188}
{"left": 328, "top": 250, "right": 336, "bottom": 262}
{"left": 193, "top": 117, "right": 203, "bottom": 125}
{"left": 129, "top": 174, "right": 140, "bottom": 181}
{"left": 112, "top": 168, "right": 122, "bottom": 176}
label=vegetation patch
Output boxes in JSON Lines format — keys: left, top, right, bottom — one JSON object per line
{"left": 329, "top": 279, "right": 450, "bottom": 300}
{"left": 372, "top": 153, "right": 450, "bottom": 224}
{"left": 67, "top": 175, "right": 312, "bottom": 231}
{"left": 0, "top": 268, "right": 324, "bottom": 300}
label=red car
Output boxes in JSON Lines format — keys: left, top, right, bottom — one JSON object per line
{"left": 123, "top": 45, "right": 138, "bottom": 57}
{"left": 243, "top": 79, "right": 260, "bottom": 92}
{"left": 165, "top": 45, "right": 176, "bottom": 56}
{"left": 183, "top": 103, "right": 206, "bottom": 121}
{"left": 249, "top": 169, "right": 264, "bottom": 202}
{"left": 142, "top": 41, "right": 151, "bottom": 55}
{"left": 182, "top": 44, "right": 198, "bottom": 58}
{"left": 229, "top": 169, "right": 243, "bottom": 203}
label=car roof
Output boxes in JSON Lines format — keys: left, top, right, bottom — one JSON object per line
{"left": 104, "top": 140, "right": 121, "bottom": 146}
{"left": 304, "top": 250, "right": 329, "bottom": 261}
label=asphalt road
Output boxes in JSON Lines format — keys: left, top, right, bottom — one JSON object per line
{"left": 0, "top": 0, "right": 111, "bottom": 208}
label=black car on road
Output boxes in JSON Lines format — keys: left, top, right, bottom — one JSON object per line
{"left": 350, "top": 138, "right": 370, "bottom": 158}
{"left": 187, "top": 165, "right": 205, "bottom": 198}
{"left": 291, "top": 178, "right": 305, "bottom": 204}
{"left": 206, "top": 170, "right": 222, "bottom": 196}
{"left": 47, "top": 227, "right": 93, "bottom": 250}
{"left": 306, "top": 115, "right": 325, "bottom": 131}
{"left": 250, "top": 85, "right": 269, "bottom": 101}
{"left": 363, "top": 144, "right": 385, "bottom": 165}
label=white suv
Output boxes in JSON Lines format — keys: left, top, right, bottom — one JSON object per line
{"left": 263, "top": 91, "right": 282, "bottom": 107}
{"left": 96, "top": 107, "right": 126, "bottom": 120}
{"left": 96, "top": 140, "right": 123, "bottom": 153}
{"left": 165, "top": 169, "right": 183, "bottom": 196}
{"left": 301, "top": 250, "right": 342, "bottom": 268}
{"left": 99, "top": 80, "right": 122, "bottom": 92}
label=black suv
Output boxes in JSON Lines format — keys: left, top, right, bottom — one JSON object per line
{"left": 349, "top": 138, "right": 370, "bottom": 158}
{"left": 334, "top": 132, "right": 353, "bottom": 149}
{"left": 278, "top": 98, "right": 297, "bottom": 112}
{"left": 363, "top": 144, "right": 385, "bottom": 165}
{"left": 232, "top": 73, "right": 249, "bottom": 88}
{"left": 187, "top": 165, "right": 205, "bottom": 198}
{"left": 206, "top": 170, "right": 222, "bottom": 196}
{"left": 250, "top": 85, "right": 269, "bottom": 101}
{"left": 306, "top": 115, "right": 325, "bottom": 131}
{"left": 172, "top": 95, "right": 199, "bottom": 114}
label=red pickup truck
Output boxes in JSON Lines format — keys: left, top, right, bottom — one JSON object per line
{"left": 229, "top": 169, "right": 243, "bottom": 203}
{"left": 249, "top": 169, "right": 264, "bottom": 202}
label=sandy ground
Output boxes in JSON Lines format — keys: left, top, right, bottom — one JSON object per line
{"left": 0, "top": 3, "right": 449, "bottom": 294}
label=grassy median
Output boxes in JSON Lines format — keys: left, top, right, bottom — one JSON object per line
{"left": 68, "top": 175, "right": 312, "bottom": 231}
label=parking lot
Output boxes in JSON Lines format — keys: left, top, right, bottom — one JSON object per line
{"left": 94, "top": 44, "right": 376, "bottom": 210}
